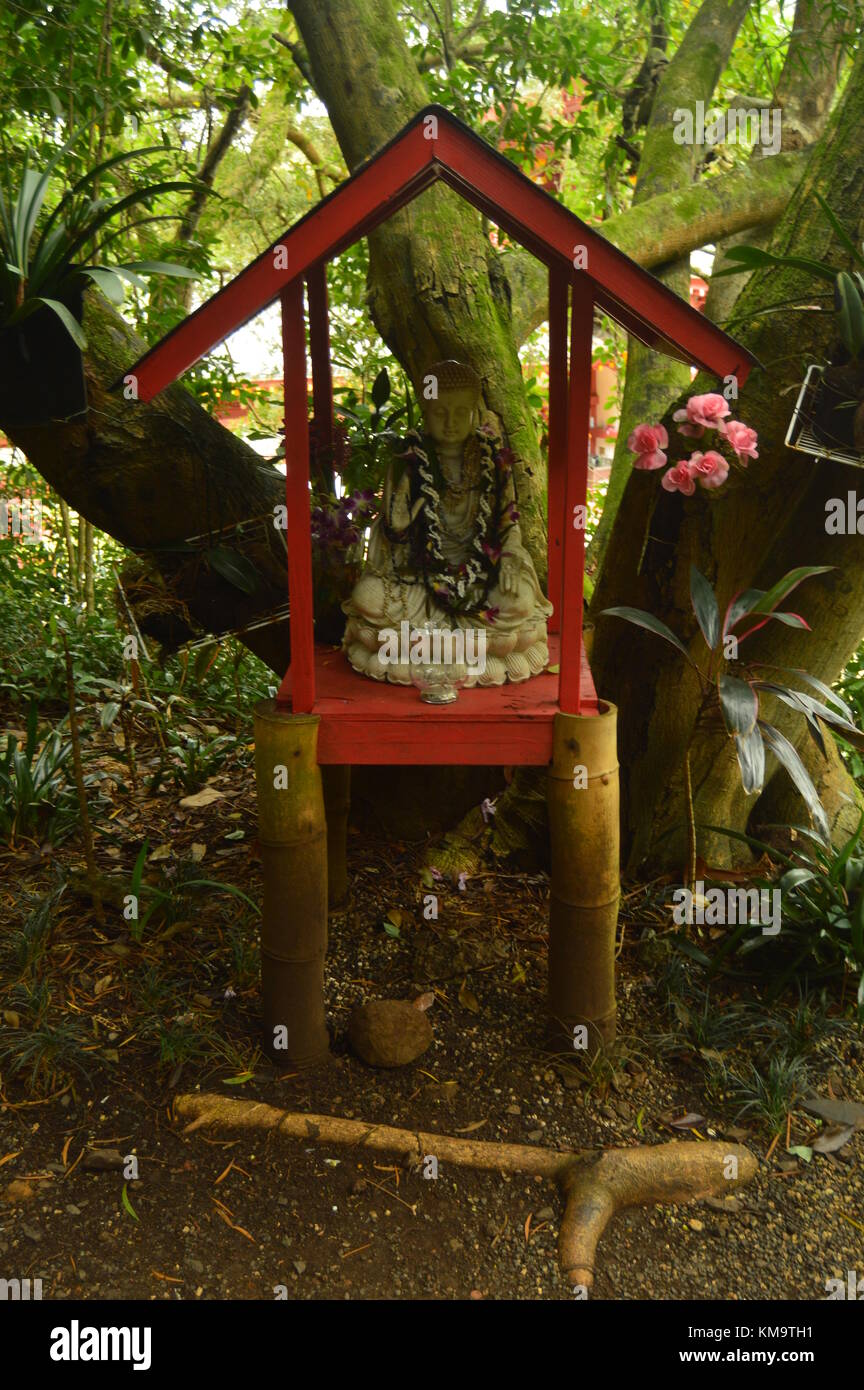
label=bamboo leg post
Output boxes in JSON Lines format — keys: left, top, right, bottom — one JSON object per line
{"left": 254, "top": 699, "right": 330, "bottom": 1069}
{"left": 321, "top": 764, "right": 350, "bottom": 909}
{"left": 547, "top": 702, "right": 619, "bottom": 1056}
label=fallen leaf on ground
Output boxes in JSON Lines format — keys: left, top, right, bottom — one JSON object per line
{"left": 179, "top": 787, "right": 224, "bottom": 809}
{"left": 811, "top": 1124, "right": 855, "bottom": 1154}
{"left": 802, "top": 1094, "right": 864, "bottom": 1129}
{"left": 666, "top": 1112, "right": 706, "bottom": 1130}
{"left": 458, "top": 979, "right": 480, "bottom": 1013}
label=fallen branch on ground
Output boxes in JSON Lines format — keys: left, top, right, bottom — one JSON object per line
{"left": 174, "top": 1092, "right": 758, "bottom": 1288}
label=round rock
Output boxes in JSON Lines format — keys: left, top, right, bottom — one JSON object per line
{"left": 348, "top": 999, "right": 433, "bottom": 1068}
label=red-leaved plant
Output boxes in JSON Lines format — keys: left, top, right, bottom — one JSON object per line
{"left": 604, "top": 564, "right": 864, "bottom": 881}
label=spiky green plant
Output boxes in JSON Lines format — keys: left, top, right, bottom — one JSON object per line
{"left": 0, "top": 129, "right": 199, "bottom": 345}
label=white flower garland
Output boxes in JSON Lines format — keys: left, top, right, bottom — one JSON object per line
{"left": 410, "top": 430, "right": 498, "bottom": 610}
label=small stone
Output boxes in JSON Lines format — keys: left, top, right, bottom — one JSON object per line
{"left": 689, "top": 1218, "right": 704, "bottom": 1231}
{"left": 536, "top": 1207, "right": 556, "bottom": 1222}
{"left": 293, "top": 1260, "right": 306, "bottom": 1275}
{"left": 65, "top": 1204, "right": 82, "bottom": 1216}
{"left": 4, "top": 1181, "right": 36, "bottom": 1205}
{"left": 186, "top": 1257, "right": 204, "bottom": 1274}
{"left": 505, "top": 1104, "right": 521, "bottom": 1115}
{"left": 526, "top": 1129, "right": 545, "bottom": 1142}
{"left": 347, "top": 999, "right": 432, "bottom": 1068}
{"left": 83, "top": 1148, "right": 125, "bottom": 1172}
{"left": 20, "top": 1224, "right": 43, "bottom": 1242}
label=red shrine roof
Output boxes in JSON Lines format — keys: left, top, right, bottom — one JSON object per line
{"left": 125, "top": 105, "right": 756, "bottom": 400}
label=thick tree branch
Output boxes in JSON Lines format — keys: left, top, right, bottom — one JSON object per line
{"left": 283, "top": 123, "right": 343, "bottom": 197}
{"left": 705, "top": 0, "right": 847, "bottom": 326}
{"left": 509, "top": 149, "right": 806, "bottom": 343}
{"left": 179, "top": 84, "right": 253, "bottom": 244}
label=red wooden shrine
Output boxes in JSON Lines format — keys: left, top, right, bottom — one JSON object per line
{"left": 126, "top": 105, "right": 755, "bottom": 767}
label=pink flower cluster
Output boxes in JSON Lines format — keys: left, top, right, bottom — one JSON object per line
{"left": 627, "top": 393, "right": 758, "bottom": 496}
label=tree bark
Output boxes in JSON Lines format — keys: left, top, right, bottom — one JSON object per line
{"left": 2, "top": 292, "right": 291, "bottom": 676}
{"left": 587, "top": 0, "right": 753, "bottom": 575}
{"left": 287, "top": 0, "right": 548, "bottom": 573}
{"left": 509, "top": 150, "right": 806, "bottom": 345}
{"left": 704, "top": 0, "right": 846, "bottom": 328}
{"left": 590, "top": 38, "right": 864, "bottom": 873}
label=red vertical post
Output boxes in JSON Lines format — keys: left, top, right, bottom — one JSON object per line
{"left": 559, "top": 275, "right": 594, "bottom": 715}
{"left": 306, "top": 262, "right": 334, "bottom": 480}
{"left": 281, "top": 279, "right": 316, "bottom": 713}
{"left": 546, "top": 265, "right": 568, "bottom": 634}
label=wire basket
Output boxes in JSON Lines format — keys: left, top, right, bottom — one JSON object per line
{"left": 785, "top": 364, "right": 864, "bottom": 469}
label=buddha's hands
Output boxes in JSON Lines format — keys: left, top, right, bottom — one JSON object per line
{"left": 499, "top": 553, "right": 520, "bottom": 595}
{"left": 387, "top": 471, "right": 425, "bottom": 530}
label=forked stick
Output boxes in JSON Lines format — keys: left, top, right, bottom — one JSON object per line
{"left": 174, "top": 1093, "right": 757, "bottom": 1287}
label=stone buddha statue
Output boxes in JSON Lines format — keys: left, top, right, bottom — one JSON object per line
{"left": 342, "top": 360, "right": 552, "bottom": 686}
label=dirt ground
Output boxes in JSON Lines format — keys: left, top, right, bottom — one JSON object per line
{"left": 1, "top": 746, "right": 862, "bottom": 1302}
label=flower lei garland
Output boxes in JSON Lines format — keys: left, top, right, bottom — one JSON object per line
{"left": 384, "top": 425, "right": 518, "bottom": 616}
{"left": 627, "top": 392, "right": 759, "bottom": 496}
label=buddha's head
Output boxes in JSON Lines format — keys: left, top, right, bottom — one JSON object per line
{"left": 422, "top": 360, "right": 482, "bottom": 448}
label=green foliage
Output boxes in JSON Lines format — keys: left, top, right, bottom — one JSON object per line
{"left": 716, "top": 192, "right": 864, "bottom": 360}
{"left": 604, "top": 565, "right": 862, "bottom": 839}
{"left": 723, "top": 1052, "right": 812, "bottom": 1134}
{"left": 126, "top": 844, "right": 260, "bottom": 944}
{"left": 0, "top": 978, "right": 90, "bottom": 1092}
{"left": 0, "top": 704, "right": 81, "bottom": 845}
{"left": 0, "top": 130, "right": 199, "bottom": 344}
{"left": 164, "top": 729, "right": 237, "bottom": 793}
{"left": 699, "top": 817, "right": 864, "bottom": 1016}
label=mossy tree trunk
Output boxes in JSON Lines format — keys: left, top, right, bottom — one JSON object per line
{"left": 590, "top": 38, "right": 864, "bottom": 873}
{"left": 288, "top": 0, "right": 549, "bottom": 572}
{"left": 587, "top": 0, "right": 753, "bottom": 575}
{"left": 705, "top": 0, "right": 847, "bottom": 328}
{"left": 2, "top": 293, "right": 291, "bottom": 675}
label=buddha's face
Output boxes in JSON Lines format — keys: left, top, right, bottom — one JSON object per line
{"left": 423, "top": 386, "right": 478, "bottom": 448}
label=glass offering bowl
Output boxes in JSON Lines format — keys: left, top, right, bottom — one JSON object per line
{"left": 409, "top": 621, "right": 472, "bottom": 704}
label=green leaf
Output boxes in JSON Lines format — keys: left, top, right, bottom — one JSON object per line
{"left": 719, "top": 675, "right": 758, "bottom": 737}
{"left": 120, "top": 259, "right": 198, "bottom": 279}
{"left": 762, "top": 666, "right": 852, "bottom": 721}
{"left": 370, "top": 367, "right": 391, "bottom": 410}
{"left": 752, "top": 681, "right": 827, "bottom": 757}
{"left": 601, "top": 607, "right": 692, "bottom": 663}
{"left": 835, "top": 271, "right": 864, "bottom": 359}
{"left": 79, "top": 266, "right": 127, "bottom": 304}
{"left": 814, "top": 191, "right": 864, "bottom": 268}
{"left": 121, "top": 1182, "right": 139, "bottom": 1221}
{"left": 690, "top": 566, "right": 720, "bottom": 650}
{"left": 723, "top": 587, "right": 764, "bottom": 637}
{"left": 787, "top": 1145, "right": 813, "bottom": 1163}
{"left": 751, "top": 567, "right": 832, "bottom": 617}
{"left": 224, "top": 1071, "right": 255, "bottom": 1085}
{"left": 830, "top": 808, "right": 864, "bottom": 887}
{"left": 713, "top": 245, "right": 838, "bottom": 284}
{"left": 759, "top": 720, "right": 830, "bottom": 844}
{"left": 206, "top": 547, "right": 259, "bottom": 595}
{"left": 25, "top": 296, "right": 87, "bottom": 348}
{"left": 734, "top": 725, "right": 765, "bottom": 794}
{"left": 100, "top": 701, "right": 121, "bottom": 730}
{"left": 180, "top": 881, "right": 261, "bottom": 915}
